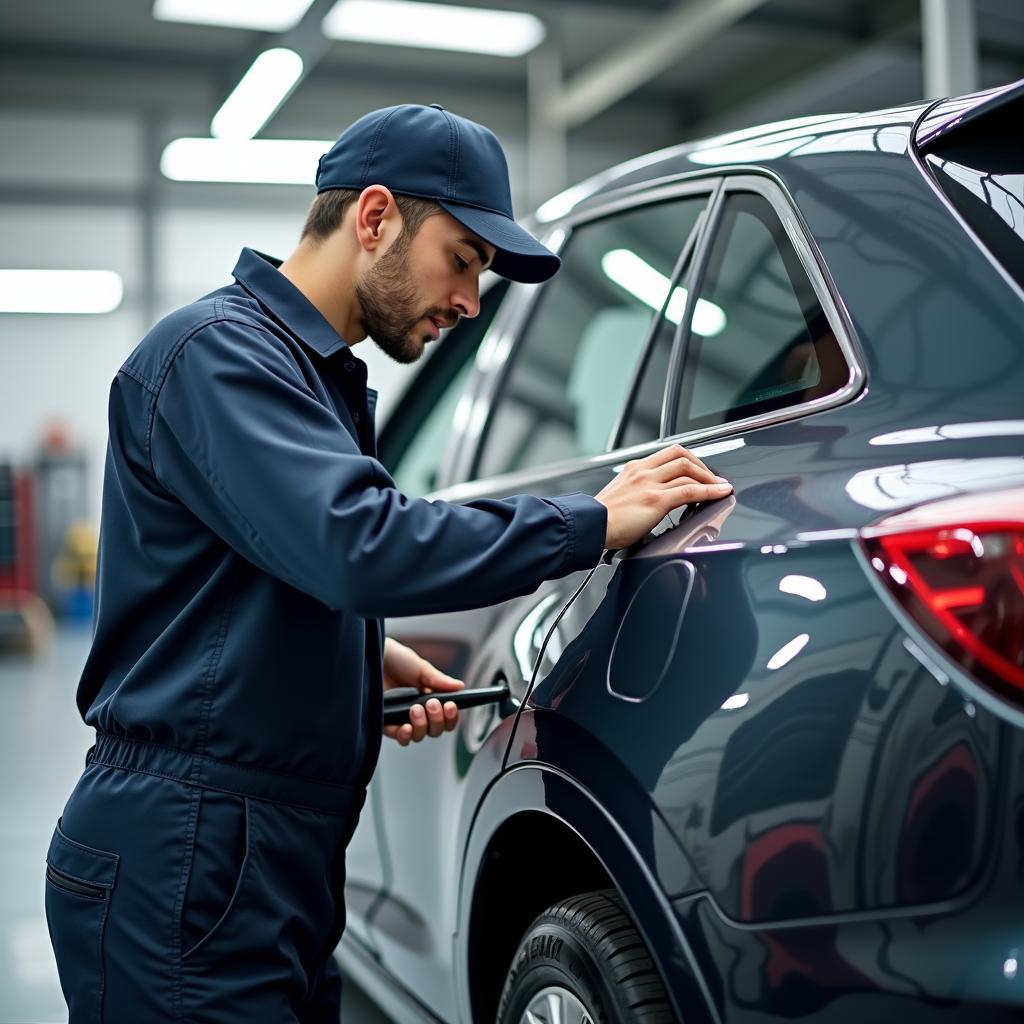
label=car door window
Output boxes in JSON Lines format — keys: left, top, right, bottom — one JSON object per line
{"left": 383, "top": 278, "right": 509, "bottom": 496}
{"left": 474, "top": 197, "right": 709, "bottom": 479}
{"left": 672, "top": 190, "right": 849, "bottom": 434}
{"left": 615, "top": 210, "right": 707, "bottom": 450}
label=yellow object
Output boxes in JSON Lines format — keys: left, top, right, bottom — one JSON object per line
{"left": 52, "top": 521, "right": 99, "bottom": 589}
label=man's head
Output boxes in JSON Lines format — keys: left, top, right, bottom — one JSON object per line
{"left": 282, "top": 103, "right": 556, "bottom": 363}
{"left": 298, "top": 183, "right": 495, "bottom": 364}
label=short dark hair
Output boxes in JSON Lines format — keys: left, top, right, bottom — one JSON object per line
{"left": 300, "top": 188, "right": 442, "bottom": 243}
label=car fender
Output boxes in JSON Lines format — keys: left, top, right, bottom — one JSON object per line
{"left": 453, "top": 759, "right": 720, "bottom": 1024}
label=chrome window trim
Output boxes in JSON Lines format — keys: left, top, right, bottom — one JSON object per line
{"left": 430, "top": 169, "right": 865, "bottom": 505}
{"left": 455, "top": 177, "right": 722, "bottom": 485}
{"left": 445, "top": 277, "right": 546, "bottom": 486}
{"left": 436, "top": 271, "right": 549, "bottom": 489}
{"left": 549, "top": 173, "right": 724, "bottom": 230}
{"left": 661, "top": 179, "right": 726, "bottom": 435}
{"left": 562, "top": 160, "right": 855, "bottom": 228}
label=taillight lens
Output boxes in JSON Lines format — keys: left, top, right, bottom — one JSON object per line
{"left": 862, "top": 487, "right": 1024, "bottom": 703}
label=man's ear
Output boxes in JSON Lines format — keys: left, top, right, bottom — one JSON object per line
{"left": 355, "top": 185, "right": 399, "bottom": 254}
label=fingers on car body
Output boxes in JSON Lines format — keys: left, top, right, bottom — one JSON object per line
{"left": 634, "top": 444, "right": 731, "bottom": 505}
{"left": 598, "top": 443, "right": 732, "bottom": 549}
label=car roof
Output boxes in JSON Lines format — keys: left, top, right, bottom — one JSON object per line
{"left": 528, "top": 98, "right": 938, "bottom": 227}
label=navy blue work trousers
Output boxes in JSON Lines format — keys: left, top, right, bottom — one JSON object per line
{"left": 44, "top": 734, "right": 364, "bottom": 1022}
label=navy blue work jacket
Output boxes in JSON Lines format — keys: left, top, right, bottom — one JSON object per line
{"left": 77, "top": 247, "right": 608, "bottom": 797}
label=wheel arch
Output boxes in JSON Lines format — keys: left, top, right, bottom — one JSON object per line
{"left": 455, "top": 764, "right": 717, "bottom": 1024}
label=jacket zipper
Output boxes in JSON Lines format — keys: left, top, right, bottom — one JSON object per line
{"left": 46, "top": 864, "right": 107, "bottom": 900}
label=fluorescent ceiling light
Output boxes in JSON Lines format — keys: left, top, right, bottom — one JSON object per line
{"left": 767, "top": 633, "right": 810, "bottom": 671}
{"left": 161, "top": 137, "right": 331, "bottom": 184}
{"left": 322, "top": 0, "right": 545, "bottom": 56}
{"left": 0, "top": 270, "right": 123, "bottom": 314}
{"left": 212, "top": 48, "right": 304, "bottom": 140}
{"left": 721, "top": 693, "right": 749, "bottom": 710}
{"left": 153, "top": 0, "right": 315, "bottom": 32}
{"left": 601, "top": 249, "right": 726, "bottom": 338}
{"left": 778, "top": 574, "right": 827, "bottom": 602}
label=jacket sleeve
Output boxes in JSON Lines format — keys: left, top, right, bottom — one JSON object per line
{"left": 148, "top": 320, "right": 607, "bottom": 617}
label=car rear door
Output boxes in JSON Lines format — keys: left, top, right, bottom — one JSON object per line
{"left": 362, "top": 181, "right": 718, "bottom": 1018}
{"left": 504, "top": 172, "right": 867, "bottom": 897}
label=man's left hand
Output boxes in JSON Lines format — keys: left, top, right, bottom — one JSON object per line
{"left": 382, "top": 637, "right": 464, "bottom": 746}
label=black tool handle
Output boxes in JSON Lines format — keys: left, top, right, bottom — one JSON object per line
{"left": 382, "top": 684, "right": 511, "bottom": 725}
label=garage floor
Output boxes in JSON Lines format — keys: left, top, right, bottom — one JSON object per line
{"left": 1, "top": 626, "right": 391, "bottom": 1023}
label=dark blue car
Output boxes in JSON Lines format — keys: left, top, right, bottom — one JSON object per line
{"left": 339, "top": 79, "right": 1024, "bottom": 1024}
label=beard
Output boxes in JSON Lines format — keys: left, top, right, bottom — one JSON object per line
{"left": 355, "top": 231, "right": 456, "bottom": 365}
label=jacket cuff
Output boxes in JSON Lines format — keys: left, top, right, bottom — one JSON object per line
{"left": 546, "top": 492, "right": 608, "bottom": 574}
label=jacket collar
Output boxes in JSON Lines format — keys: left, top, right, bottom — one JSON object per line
{"left": 231, "top": 247, "right": 356, "bottom": 361}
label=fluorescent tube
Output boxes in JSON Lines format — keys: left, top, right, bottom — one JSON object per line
{"left": 211, "top": 48, "right": 304, "bottom": 140}
{"left": 601, "top": 249, "right": 726, "bottom": 338}
{"left": 0, "top": 270, "right": 124, "bottom": 314}
{"left": 322, "top": 0, "right": 545, "bottom": 57}
{"left": 153, "top": 0, "right": 315, "bottom": 32}
{"left": 161, "top": 137, "right": 332, "bottom": 184}
{"left": 767, "top": 633, "right": 810, "bottom": 670}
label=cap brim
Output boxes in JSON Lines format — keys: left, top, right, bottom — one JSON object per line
{"left": 438, "top": 200, "right": 560, "bottom": 284}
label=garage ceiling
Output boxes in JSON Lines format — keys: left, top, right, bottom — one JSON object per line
{"left": 4, "top": 0, "right": 1023, "bottom": 135}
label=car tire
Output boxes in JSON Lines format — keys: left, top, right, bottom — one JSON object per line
{"left": 495, "top": 888, "right": 675, "bottom": 1023}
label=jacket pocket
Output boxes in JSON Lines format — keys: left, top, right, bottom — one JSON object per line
{"left": 180, "top": 791, "right": 251, "bottom": 961}
{"left": 44, "top": 818, "right": 119, "bottom": 1023}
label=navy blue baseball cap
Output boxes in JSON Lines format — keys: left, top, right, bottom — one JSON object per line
{"left": 315, "top": 104, "right": 560, "bottom": 283}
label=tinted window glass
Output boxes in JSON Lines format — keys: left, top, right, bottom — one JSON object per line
{"left": 385, "top": 279, "right": 509, "bottom": 496}
{"left": 617, "top": 205, "right": 705, "bottom": 449}
{"left": 673, "top": 191, "right": 847, "bottom": 434}
{"left": 475, "top": 199, "right": 707, "bottom": 478}
{"left": 924, "top": 102, "right": 1024, "bottom": 289}
{"left": 619, "top": 315, "right": 676, "bottom": 449}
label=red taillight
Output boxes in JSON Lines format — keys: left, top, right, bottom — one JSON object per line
{"left": 862, "top": 487, "right": 1024, "bottom": 702}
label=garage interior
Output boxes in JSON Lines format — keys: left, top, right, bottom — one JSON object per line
{"left": 2, "top": 1, "right": 1023, "bottom": 1020}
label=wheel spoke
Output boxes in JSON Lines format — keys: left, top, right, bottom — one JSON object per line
{"left": 547, "top": 991, "right": 563, "bottom": 1024}
{"left": 570, "top": 1001, "right": 589, "bottom": 1024}
{"left": 520, "top": 986, "right": 595, "bottom": 1024}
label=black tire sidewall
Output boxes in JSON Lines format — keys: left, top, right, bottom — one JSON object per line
{"left": 498, "top": 920, "right": 617, "bottom": 1023}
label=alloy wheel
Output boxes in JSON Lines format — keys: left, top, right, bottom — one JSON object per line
{"left": 520, "top": 984, "right": 595, "bottom": 1024}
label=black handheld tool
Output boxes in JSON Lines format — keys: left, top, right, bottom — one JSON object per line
{"left": 382, "top": 684, "right": 512, "bottom": 726}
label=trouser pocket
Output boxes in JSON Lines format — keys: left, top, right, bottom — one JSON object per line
{"left": 180, "top": 790, "right": 250, "bottom": 961}
{"left": 44, "top": 817, "right": 119, "bottom": 1023}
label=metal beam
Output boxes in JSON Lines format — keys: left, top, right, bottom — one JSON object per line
{"left": 215, "top": 0, "right": 338, "bottom": 137}
{"left": 547, "top": 0, "right": 772, "bottom": 129}
{"left": 921, "top": 0, "right": 979, "bottom": 99}
{"left": 689, "top": 15, "right": 919, "bottom": 136}
{"left": 140, "top": 112, "right": 160, "bottom": 330}
{"left": 527, "top": 36, "right": 568, "bottom": 210}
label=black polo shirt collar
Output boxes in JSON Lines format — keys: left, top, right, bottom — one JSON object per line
{"left": 231, "top": 247, "right": 356, "bottom": 362}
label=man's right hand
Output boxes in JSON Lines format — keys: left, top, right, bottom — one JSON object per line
{"left": 594, "top": 443, "right": 733, "bottom": 551}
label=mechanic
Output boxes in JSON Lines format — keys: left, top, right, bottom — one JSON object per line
{"left": 43, "top": 103, "right": 733, "bottom": 1022}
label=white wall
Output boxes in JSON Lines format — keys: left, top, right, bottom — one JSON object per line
{"left": 0, "top": 99, "right": 675, "bottom": 520}
{"left": 0, "top": 111, "right": 421, "bottom": 517}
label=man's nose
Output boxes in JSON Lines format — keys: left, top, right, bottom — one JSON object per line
{"left": 451, "top": 284, "right": 480, "bottom": 319}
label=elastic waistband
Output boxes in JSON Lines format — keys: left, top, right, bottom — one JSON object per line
{"left": 87, "top": 733, "right": 364, "bottom": 817}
